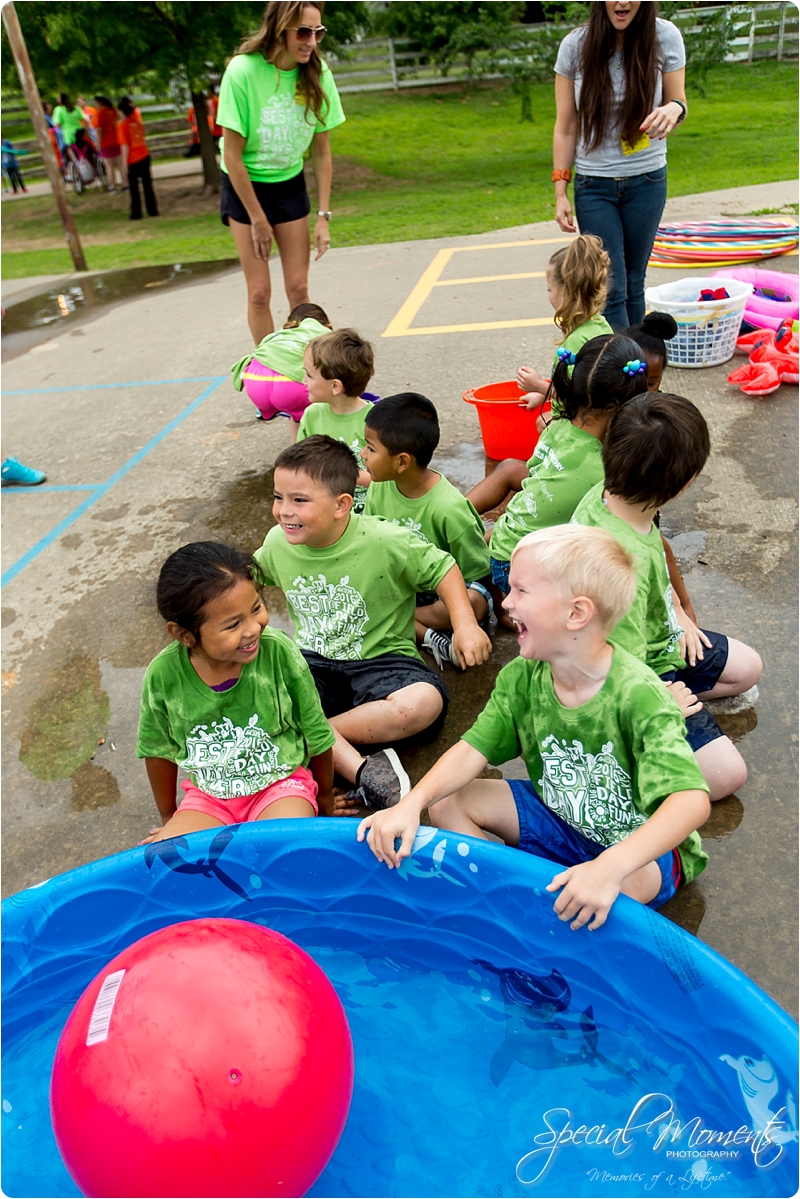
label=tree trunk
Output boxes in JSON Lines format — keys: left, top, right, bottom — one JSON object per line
{"left": 191, "top": 89, "right": 220, "bottom": 193}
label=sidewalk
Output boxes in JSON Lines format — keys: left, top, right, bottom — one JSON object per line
{"left": 1, "top": 156, "right": 204, "bottom": 202}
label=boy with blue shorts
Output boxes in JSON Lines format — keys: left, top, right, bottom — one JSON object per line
{"left": 359, "top": 525, "right": 710, "bottom": 929}
{"left": 362, "top": 392, "right": 492, "bottom": 670}
{"left": 572, "top": 392, "right": 762, "bottom": 802}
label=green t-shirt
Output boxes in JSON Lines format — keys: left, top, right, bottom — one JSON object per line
{"left": 363, "top": 473, "right": 490, "bottom": 585}
{"left": 462, "top": 646, "right": 708, "bottom": 883}
{"left": 136, "top": 628, "right": 335, "bottom": 798}
{"left": 53, "top": 105, "right": 85, "bottom": 146}
{"left": 218, "top": 56, "right": 345, "bottom": 182}
{"left": 254, "top": 514, "right": 455, "bottom": 661}
{"left": 572, "top": 482, "right": 684, "bottom": 674}
{"left": 297, "top": 402, "right": 371, "bottom": 513}
{"left": 489, "top": 418, "right": 603, "bottom": 563}
{"left": 231, "top": 318, "right": 330, "bottom": 390}
{"left": 552, "top": 313, "right": 615, "bottom": 374}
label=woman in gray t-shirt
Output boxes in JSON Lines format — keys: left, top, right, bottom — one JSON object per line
{"left": 552, "top": 3, "right": 687, "bottom": 328}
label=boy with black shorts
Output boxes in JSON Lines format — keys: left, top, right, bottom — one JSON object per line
{"left": 255, "top": 436, "right": 492, "bottom": 811}
{"left": 359, "top": 525, "right": 710, "bottom": 929}
{"left": 572, "top": 392, "right": 762, "bottom": 801}
{"left": 362, "top": 392, "right": 492, "bottom": 670}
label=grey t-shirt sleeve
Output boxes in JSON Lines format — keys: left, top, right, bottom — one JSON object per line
{"left": 554, "top": 26, "right": 582, "bottom": 79}
{"left": 657, "top": 19, "right": 686, "bottom": 72}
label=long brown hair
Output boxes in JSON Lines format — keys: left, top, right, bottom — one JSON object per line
{"left": 577, "top": 4, "right": 660, "bottom": 152}
{"left": 549, "top": 235, "right": 609, "bottom": 339}
{"left": 236, "top": 1, "right": 327, "bottom": 123}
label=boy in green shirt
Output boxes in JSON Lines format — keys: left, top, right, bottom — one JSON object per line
{"left": 572, "top": 392, "right": 763, "bottom": 802}
{"left": 255, "top": 436, "right": 492, "bottom": 812}
{"left": 362, "top": 392, "right": 492, "bottom": 670}
{"left": 297, "top": 328, "right": 375, "bottom": 512}
{"left": 359, "top": 524, "right": 711, "bottom": 930}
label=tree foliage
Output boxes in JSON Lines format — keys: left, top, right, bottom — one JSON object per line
{"left": 374, "top": 2, "right": 522, "bottom": 76}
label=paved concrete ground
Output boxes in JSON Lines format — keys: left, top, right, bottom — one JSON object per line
{"left": 2, "top": 184, "right": 798, "bottom": 1019}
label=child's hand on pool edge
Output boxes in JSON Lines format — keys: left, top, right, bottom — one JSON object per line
{"left": 357, "top": 801, "right": 420, "bottom": 868}
{"left": 546, "top": 856, "right": 626, "bottom": 931}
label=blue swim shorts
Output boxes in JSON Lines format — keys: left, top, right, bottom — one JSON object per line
{"left": 509, "top": 779, "right": 682, "bottom": 909}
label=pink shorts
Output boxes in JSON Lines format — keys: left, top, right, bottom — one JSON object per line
{"left": 242, "top": 361, "right": 310, "bottom": 421}
{"left": 177, "top": 766, "right": 318, "bottom": 824}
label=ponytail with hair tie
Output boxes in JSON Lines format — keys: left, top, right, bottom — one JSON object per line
{"left": 622, "top": 359, "right": 647, "bottom": 377}
{"left": 556, "top": 347, "right": 577, "bottom": 366}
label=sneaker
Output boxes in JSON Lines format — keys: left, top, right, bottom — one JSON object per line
{"left": 421, "top": 627, "right": 461, "bottom": 671}
{"left": 1, "top": 457, "right": 46, "bottom": 486}
{"left": 347, "top": 749, "right": 410, "bottom": 812}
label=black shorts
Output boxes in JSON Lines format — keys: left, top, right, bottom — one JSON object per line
{"left": 300, "top": 650, "right": 449, "bottom": 723}
{"left": 220, "top": 169, "right": 310, "bottom": 227}
{"left": 660, "top": 629, "right": 729, "bottom": 752}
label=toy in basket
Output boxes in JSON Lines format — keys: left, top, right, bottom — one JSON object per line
{"left": 644, "top": 277, "right": 752, "bottom": 368}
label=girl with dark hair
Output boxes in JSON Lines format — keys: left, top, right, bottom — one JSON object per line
{"left": 117, "top": 97, "right": 158, "bottom": 220}
{"left": 218, "top": 1, "right": 346, "bottom": 343}
{"left": 622, "top": 310, "right": 678, "bottom": 392}
{"left": 486, "top": 334, "right": 647, "bottom": 609}
{"left": 553, "top": 2, "right": 687, "bottom": 328}
{"left": 137, "top": 541, "right": 339, "bottom": 843}
{"left": 93, "top": 96, "right": 125, "bottom": 192}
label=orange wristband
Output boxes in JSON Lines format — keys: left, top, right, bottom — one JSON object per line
{"left": 552, "top": 168, "right": 572, "bottom": 182}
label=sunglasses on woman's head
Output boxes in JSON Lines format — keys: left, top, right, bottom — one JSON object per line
{"left": 291, "top": 24, "right": 326, "bottom": 41}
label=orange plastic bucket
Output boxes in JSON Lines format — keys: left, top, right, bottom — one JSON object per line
{"left": 463, "top": 381, "right": 551, "bottom": 460}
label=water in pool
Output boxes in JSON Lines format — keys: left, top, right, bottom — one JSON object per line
{"left": 3, "top": 913, "right": 794, "bottom": 1198}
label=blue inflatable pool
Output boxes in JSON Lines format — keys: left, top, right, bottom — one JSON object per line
{"left": 3, "top": 821, "right": 798, "bottom": 1198}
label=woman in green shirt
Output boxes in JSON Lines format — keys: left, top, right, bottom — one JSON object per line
{"left": 218, "top": 1, "right": 346, "bottom": 343}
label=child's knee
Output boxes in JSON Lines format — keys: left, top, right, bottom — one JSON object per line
{"left": 390, "top": 683, "right": 443, "bottom": 731}
{"left": 695, "top": 736, "right": 747, "bottom": 802}
{"left": 729, "top": 639, "right": 763, "bottom": 690}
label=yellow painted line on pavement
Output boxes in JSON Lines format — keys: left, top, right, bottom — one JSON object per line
{"left": 382, "top": 237, "right": 571, "bottom": 338}
{"left": 433, "top": 271, "right": 546, "bottom": 287}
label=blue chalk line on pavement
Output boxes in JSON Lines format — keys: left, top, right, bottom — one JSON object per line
{"left": 1, "top": 376, "right": 227, "bottom": 588}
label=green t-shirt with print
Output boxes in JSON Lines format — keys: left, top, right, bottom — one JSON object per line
{"left": 218, "top": 56, "right": 345, "bottom": 183}
{"left": 552, "top": 313, "right": 614, "bottom": 374}
{"left": 231, "top": 318, "right": 330, "bottom": 390}
{"left": 462, "top": 645, "right": 708, "bottom": 883}
{"left": 490, "top": 418, "right": 603, "bottom": 564}
{"left": 363, "top": 473, "right": 490, "bottom": 585}
{"left": 572, "top": 482, "right": 684, "bottom": 674}
{"left": 297, "top": 402, "right": 371, "bottom": 513}
{"left": 53, "top": 105, "right": 85, "bottom": 146}
{"left": 254, "top": 514, "right": 455, "bottom": 662}
{"left": 136, "top": 628, "right": 335, "bottom": 798}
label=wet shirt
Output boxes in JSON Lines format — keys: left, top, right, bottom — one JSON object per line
{"left": 136, "top": 629, "right": 335, "bottom": 799}
{"left": 364, "top": 473, "right": 490, "bottom": 585}
{"left": 230, "top": 318, "right": 331, "bottom": 388}
{"left": 489, "top": 418, "right": 603, "bottom": 564}
{"left": 555, "top": 19, "right": 685, "bottom": 177}
{"left": 572, "top": 482, "right": 684, "bottom": 674}
{"left": 297, "top": 402, "right": 372, "bottom": 513}
{"left": 463, "top": 645, "right": 708, "bottom": 883}
{"left": 254, "top": 514, "right": 455, "bottom": 662}
{"left": 218, "top": 56, "right": 345, "bottom": 183}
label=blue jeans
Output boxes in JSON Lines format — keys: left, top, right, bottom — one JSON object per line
{"left": 574, "top": 167, "right": 668, "bottom": 329}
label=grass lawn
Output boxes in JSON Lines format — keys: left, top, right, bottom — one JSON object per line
{"left": 2, "top": 61, "right": 797, "bottom": 279}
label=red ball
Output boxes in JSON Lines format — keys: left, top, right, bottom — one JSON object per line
{"left": 50, "top": 918, "right": 353, "bottom": 1198}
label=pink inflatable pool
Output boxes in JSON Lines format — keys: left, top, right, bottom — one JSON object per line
{"left": 713, "top": 266, "right": 799, "bottom": 331}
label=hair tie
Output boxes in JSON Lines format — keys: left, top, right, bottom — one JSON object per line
{"left": 623, "top": 359, "right": 647, "bottom": 376}
{"left": 556, "top": 347, "right": 576, "bottom": 365}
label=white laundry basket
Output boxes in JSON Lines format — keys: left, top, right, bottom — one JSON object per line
{"left": 644, "top": 277, "right": 753, "bottom": 368}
